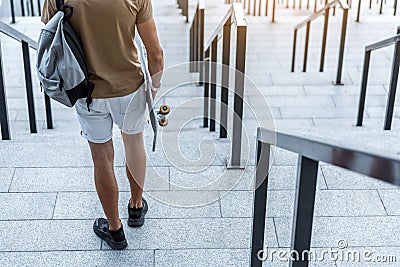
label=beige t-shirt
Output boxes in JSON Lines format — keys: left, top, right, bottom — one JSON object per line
{"left": 41, "top": 0, "right": 153, "bottom": 98}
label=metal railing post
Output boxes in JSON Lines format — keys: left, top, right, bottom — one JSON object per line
{"left": 203, "top": 49, "right": 210, "bottom": 128}
{"left": 356, "top": 50, "right": 371, "bottom": 127}
{"left": 384, "top": 38, "right": 400, "bottom": 130}
{"left": 198, "top": 6, "right": 205, "bottom": 84}
{"left": 184, "top": 0, "right": 189, "bottom": 23}
{"left": 379, "top": 0, "right": 384, "bottom": 14}
{"left": 20, "top": 0, "right": 25, "bottom": 16}
{"left": 220, "top": 20, "right": 231, "bottom": 139}
{"left": 266, "top": 0, "right": 269, "bottom": 16}
{"left": 21, "top": 41, "right": 37, "bottom": 134}
{"left": 0, "top": 43, "right": 10, "bottom": 140}
{"left": 250, "top": 141, "right": 271, "bottom": 267}
{"left": 320, "top": 7, "right": 330, "bottom": 72}
{"left": 290, "top": 156, "right": 319, "bottom": 267}
{"left": 37, "top": 0, "right": 41, "bottom": 16}
{"left": 189, "top": 17, "right": 195, "bottom": 72}
{"left": 335, "top": 7, "right": 348, "bottom": 85}
{"left": 258, "top": 0, "right": 262, "bottom": 15}
{"left": 247, "top": 0, "right": 251, "bottom": 14}
{"left": 395, "top": 0, "right": 398, "bottom": 15}
{"left": 231, "top": 25, "right": 247, "bottom": 168}
{"left": 210, "top": 38, "right": 218, "bottom": 132}
{"left": 10, "top": 0, "right": 16, "bottom": 24}
{"left": 193, "top": 10, "right": 199, "bottom": 71}
{"left": 272, "top": 0, "right": 276, "bottom": 22}
{"left": 291, "top": 29, "right": 297, "bottom": 72}
{"left": 29, "top": 0, "right": 34, "bottom": 16}
{"left": 303, "top": 21, "right": 311, "bottom": 72}
{"left": 253, "top": 0, "right": 257, "bottom": 15}
{"left": 314, "top": 0, "right": 318, "bottom": 11}
{"left": 356, "top": 0, "right": 362, "bottom": 21}
{"left": 44, "top": 93, "right": 53, "bottom": 129}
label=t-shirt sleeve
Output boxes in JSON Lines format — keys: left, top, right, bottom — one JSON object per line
{"left": 137, "top": 0, "right": 153, "bottom": 24}
{"left": 41, "top": 0, "right": 58, "bottom": 24}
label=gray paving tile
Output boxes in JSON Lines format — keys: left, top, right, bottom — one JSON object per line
{"left": 170, "top": 165, "right": 255, "bottom": 191}
{"left": 275, "top": 216, "right": 400, "bottom": 248}
{"left": 0, "top": 168, "right": 14, "bottom": 192}
{"left": 54, "top": 191, "right": 221, "bottom": 219}
{"left": 335, "top": 247, "right": 400, "bottom": 266}
{"left": 258, "top": 248, "right": 338, "bottom": 267}
{"left": 250, "top": 96, "right": 336, "bottom": 108}
{"left": 0, "top": 193, "right": 57, "bottom": 220}
{"left": 280, "top": 107, "right": 359, "bottom": 119}
{"left": 314, "top": 190, "right": 387, "bottom": 217}
{"left": 0, "top": 220, "right": 100, "bottom": 251}
{"left": 377, "top": 190, "right": 400, "bottom": 216}
{"left": 10, "top": 166, "right": 169, "bottom": 192}
{"left": 321, "top": 166, "right": 399, "bottom": 190}
{"left": 303, "top": 85, "right": 386, "bottom": 95}
{"left": 102, "top": 218, "right": 255, "bottom": 250}
{"left": 155, "top": 249, "right": 249, "bottom": 267}
{"left": 268, "top": 166, "right": 327, "bottom": 190}
{"left": 147, "top": 190, "right": 221, "bottom": 210}
{"left": 0, "top": 250, "right": 154, "bottom": 266}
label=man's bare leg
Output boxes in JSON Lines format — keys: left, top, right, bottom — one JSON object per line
{"left": 122, "top": 132, "right": 146, "bottom": 209}
{"left": 88, "top": 139, "right": 121, "bottom": 231}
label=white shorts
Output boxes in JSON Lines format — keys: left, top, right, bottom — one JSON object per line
{"left": 75, "top": 84, "right": 147, "bottom": 144}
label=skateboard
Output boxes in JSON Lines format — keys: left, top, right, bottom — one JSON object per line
{"left": 136, "top": 36, "right": 170, "bottom": 152}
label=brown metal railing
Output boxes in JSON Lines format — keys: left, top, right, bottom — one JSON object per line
{"left": 189, "top": 0, "right": 205, "bottom": 76}
{"left": 251, "top": 127, "right": 400, "bottom": 267}
{"left": 357, "top": 27, "right": 400, "bottom": 131}
{"left": 291, "top": 0, "right": 349, "bottom": 85}
{"left": 203, "top": 3, "right": 248, "bottom": 168}
{"left": 177, "top": 0, "right": 189, "bottom": 23}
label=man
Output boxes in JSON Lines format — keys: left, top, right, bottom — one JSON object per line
{"left": 41, "top": 0, "right": 164, "bottom": 250}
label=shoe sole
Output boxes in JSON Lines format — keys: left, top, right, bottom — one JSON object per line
{"left": 93, "top": 228, "right": 128, "bottom": 250}
{"left": 128, "top": 201, "right": 148, "bottom": 228}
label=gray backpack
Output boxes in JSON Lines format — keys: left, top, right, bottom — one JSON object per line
{"left": 36, "top": 0, "right": 94, "bottom": 110}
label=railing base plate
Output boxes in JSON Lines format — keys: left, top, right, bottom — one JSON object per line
{"left": 332, "top": 81, "right": 344, "bottom": 86}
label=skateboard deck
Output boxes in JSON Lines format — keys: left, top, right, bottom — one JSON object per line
{"left": 136, "top": 36, "right": 158, "bottom": 152}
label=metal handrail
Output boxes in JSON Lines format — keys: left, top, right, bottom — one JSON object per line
{"left": 251, "top": 127, "right": 400, "bottom": 267}
{"left": 291, "top": 0, "right": 349, "bottom": 85}
{"left": 294, "top": 0, "right": 347, "bottom": 29}
{"left": 205, "top": 3, "right": 246, "bottom": 48}
{"left": 0, "top": 20, "right": 37, "bottom": 48}
{"left": 203, "top": 3, "right": 247, "bottom": 168}
{"left": 365, "top": 35, "right": 400, "bottom": 51}
{"left": 357, "top": 27, "right": 400, "bottom": 131}
{"left": 0, "top": 21, "right": 53, "bottom": 140}
{"left": 189, "top": 0, "right": 205, "bottom": 74}
{"left": 177, "top": 0, "right": 189, "bottom": 23}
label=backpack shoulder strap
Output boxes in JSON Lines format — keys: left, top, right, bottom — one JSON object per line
{"left": 56, "top": 0, "right": 65, "bottom": 10}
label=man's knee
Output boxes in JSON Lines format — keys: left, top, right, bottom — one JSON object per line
{"left": 122, "top": 132, "right": 143, "bottom": 144}
{"left": 89, "top": 139, "right": 114, "bottom": 167}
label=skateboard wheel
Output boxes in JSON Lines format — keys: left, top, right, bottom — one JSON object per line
{"left": 159, "top": 118, "right": 168, "bottom": 127}
{"left": 159, "top": 104, "right": 170, "bottom": 115}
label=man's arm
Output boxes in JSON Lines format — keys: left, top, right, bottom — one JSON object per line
{"left": 137, "top": 18, "right": 164, "bottom": 91}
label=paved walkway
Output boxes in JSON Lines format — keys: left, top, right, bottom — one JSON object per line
{"left": 0, "top": 0, "right": 400, "bottom": 266}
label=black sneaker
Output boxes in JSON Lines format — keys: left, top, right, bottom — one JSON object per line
{"left": 93, "top": 218, "right": 128, "bottom": 250}
{"left": 128, "top": 198, "right": 148, "bottom": 227}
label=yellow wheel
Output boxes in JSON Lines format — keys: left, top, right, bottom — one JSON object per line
{"left": 159, "top": 104, "right": 170, "bottom": 115}
{"left": 159, "top": 118, "right": 168, "bottom": 127}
